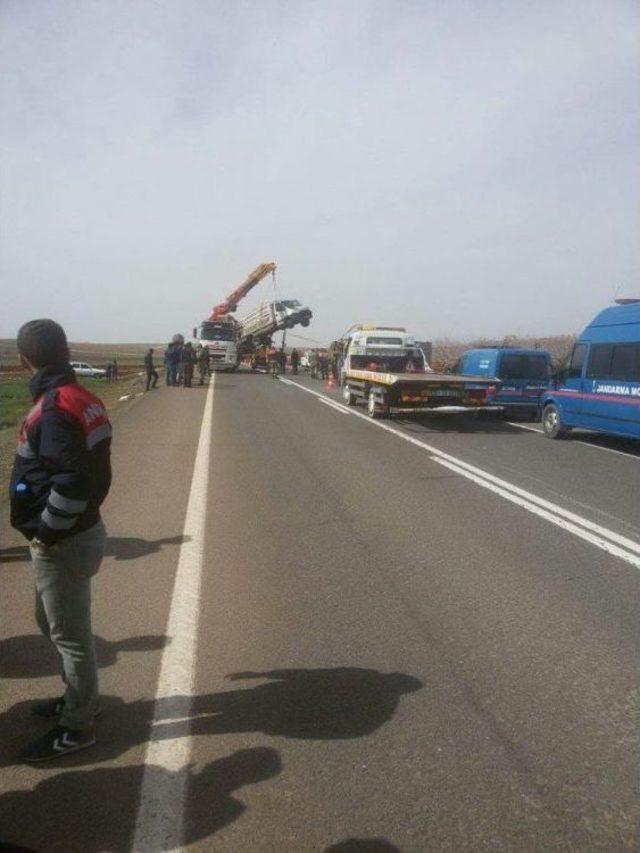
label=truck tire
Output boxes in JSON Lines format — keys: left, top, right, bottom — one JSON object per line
{"left": 368, "top": 392, "right": 387, "bottom": 419}
{"left": 343, "top": 384, "right": 356, "bottom": 406}
{"left": 542, "top": 403, "right": 567, "bottom": 439}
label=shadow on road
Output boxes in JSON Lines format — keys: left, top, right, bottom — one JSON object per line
{"left": 326, "top": 840, "right": 400, "bottom": 852}
{"left": 105, "top": 534, "right": 190, "bottom": 561}
{"left": 0, "top": 668, "right": 420, "bottom": 848}
{"left": 0, "top": 633, "right": 168, "bottom": 679}
{"left": 0, "top": 747, "right": 281, "bottom": 852}
{"left": 0, "top": 667, "right": 422, "bottom": 769}
{"left": 0, "top": 534, "right": 189, "bottom": 565}
{"left": 400, "top": 414, "right": 530, "bottom": 435}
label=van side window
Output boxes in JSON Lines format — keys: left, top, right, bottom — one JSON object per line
{"left": 567, "top": 344, "right": 587, "bottom": 378}
{"left": 586, "top": 344, "right": 614, "bottom": 378}
{"left": 610, "top": 344, "right": 640, "bottom": 382}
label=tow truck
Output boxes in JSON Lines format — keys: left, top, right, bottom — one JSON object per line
{"left": 336, "top": 326, "right": 502, "bottom": 418}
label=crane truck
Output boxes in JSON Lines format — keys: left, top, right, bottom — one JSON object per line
{"left": 336, "top": 326, "right": 502, "bottom": 418}
{"left": 193, "top": 262, "right": 313, "bottom": 371}
{"left": 193, "top": 262, "right": 277, "bottom": 371}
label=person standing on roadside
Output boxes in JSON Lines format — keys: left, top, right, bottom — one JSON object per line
{"left": 174, "top": 340, "right": 184, "bottom": 386}
{"left": 168, "top": 342, "right": 181, "bottom": 386}
{"left": 10, "top": 319, "right": 112, "bottom": 762}
{"left": 182, "top": 342, "right": 195, "bottom": 387}
{"left": 164, "top": 343, "right": 173, "bottom": 385}
{"left": 268, "top": 345, "right": 279, "bottom": 378}
{"left": 144, "top": 347, "right": 158, "bottom": 391}
{"left": 290, "top": 348, "right": 300, "bottom": 375}
{"left": 196, "top": 344, "right": 210, "bottom": 385}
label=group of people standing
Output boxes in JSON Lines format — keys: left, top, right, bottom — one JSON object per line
{"left": 144, "top": 341, "right": 210, "bottom": 391}
{"left": 267, "top": 345, "right": 298, "bottom": 376}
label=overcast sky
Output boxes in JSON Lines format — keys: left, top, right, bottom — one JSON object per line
{"left": 2, "top": 0, "right": 638, "bottom": 344}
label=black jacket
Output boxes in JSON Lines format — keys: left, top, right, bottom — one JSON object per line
{"left": 10, "top": 365, "right": 112, "bottom": 544}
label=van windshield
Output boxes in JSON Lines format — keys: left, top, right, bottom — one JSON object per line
{"left": 499, "top": 354, "right": 549, "bottom": 380}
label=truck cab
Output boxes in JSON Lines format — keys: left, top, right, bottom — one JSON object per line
{"left": 453, "top": 347, "right": 552, "bottom": 416}
{"left": 195, "top": 319, "right": 239, "bottom": 372}
{"left": 541, "top": 300, "right": 640, "bottom": 440}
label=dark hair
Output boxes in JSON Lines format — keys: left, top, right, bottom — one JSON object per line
{"left": 17, "top": 319, "right": 69, "bottom": 368}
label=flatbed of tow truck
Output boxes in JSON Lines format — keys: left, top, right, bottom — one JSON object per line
{"left": 342, "top": 369, "right": 503, "bottom": 418}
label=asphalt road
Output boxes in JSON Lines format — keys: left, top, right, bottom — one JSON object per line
{"left": 0, "top": 370, "right": 638, "bottom": 852}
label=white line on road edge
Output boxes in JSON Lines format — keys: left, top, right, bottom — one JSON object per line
{"left": 430, "top": 457, "right": 640, "bottom": 570}
{"left": 280, "top": 378, "right": 640, "bottom": 568}
{"left": 506, "top": 422, "right": 543, "bottom": 434}
{"left": 507, "top": 421, "right": 640, "bottom": 460}
{"left": 133, "top": 374, "right": 215, "bottom": 852}
{"left": 319, "top": 397, "right": 351, "bottom": 415}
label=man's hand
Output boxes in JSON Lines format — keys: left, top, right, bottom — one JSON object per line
{"left": 30, "top": 538, "right": 56, "bottom": 557}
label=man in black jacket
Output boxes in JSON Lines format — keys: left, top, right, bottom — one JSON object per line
{"left": 144, "top": 347, "right": 158, "bottom": 391}
{"left": 10, "top": 319, "right": 112, "bottom": 762}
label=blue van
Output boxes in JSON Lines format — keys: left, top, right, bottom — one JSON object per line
{"left": 454, "top": 347, "right": 552, "bottom": 415}
{"left": 541, "top": 300, "right": 640, "bottom": 440}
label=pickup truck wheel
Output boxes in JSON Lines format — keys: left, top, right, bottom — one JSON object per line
{"left": 368, "top": 393, "right": 385, "bottom": 418}
{"left": 343, "top": 385, "right": 356, "bottom": 406}
{"left": 542, "top": 403, "right": 567, "bottom": 439}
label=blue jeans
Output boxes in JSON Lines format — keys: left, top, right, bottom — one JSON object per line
{"left": 31, "top": 520, "right": 106, "bottom": 729}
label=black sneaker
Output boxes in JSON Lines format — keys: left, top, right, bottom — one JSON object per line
{"left": 32, "top": 697, "right": 103, "bottom": 719}
{"left": 21, "top": 725, "right": 96, "bottom": 763}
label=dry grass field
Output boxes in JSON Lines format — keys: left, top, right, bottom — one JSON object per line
{"left": 0, "top": 339, "right": 161, "bottom": 369}
{"left": 0, "top": 341, "right": 159, "bottom": 504}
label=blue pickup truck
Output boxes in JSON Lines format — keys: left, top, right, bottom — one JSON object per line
{"left": 453, "top": 347, "right": 552, "bottom": 416}
{"left": 541, "top": 300, "right": 640, "bottom": 440}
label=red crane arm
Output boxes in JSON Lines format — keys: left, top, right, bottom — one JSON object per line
{"left": 209, "top": 262, "right": 277, "bottom": 320}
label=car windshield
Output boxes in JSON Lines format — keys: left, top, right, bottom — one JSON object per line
{"left": 499, "top": 354, "right": 549, "bottom": 380}
{"left": 281, "top": 300, "right": 301, "bottom": 308}
{"left": 200, "top": 322, "right": 234, "bottom": 342}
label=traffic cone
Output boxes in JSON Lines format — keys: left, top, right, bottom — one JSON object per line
{"left": 327, "top": 374, "right": 336, "bottom": 391}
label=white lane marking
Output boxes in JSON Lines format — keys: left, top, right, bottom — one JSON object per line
{"left": 282, "top": 378, "right": 640, "bottom": 564}
{"left": 507, "top": 422, "right": 543, "bottom": 434}
{"left": 507, "top": 421, "right": 640, "bottom": 460}
{"left": 431, "top": 457, "right": 640, "bottom": 570}
{"left": 133, "top": 374, "right": 215, "bottom": 852}
{"left": 319, "top": 397, "right": 351, "bottom": 415}
{"left": 278, "top": 377, "right": 295, "bottom": 386}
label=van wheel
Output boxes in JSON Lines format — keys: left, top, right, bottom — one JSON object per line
{"left": 343, "top": 384, "right": 356, "bottom": 406}
{"left": 542, "top": 403, "right": 567, "bottom": 439}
